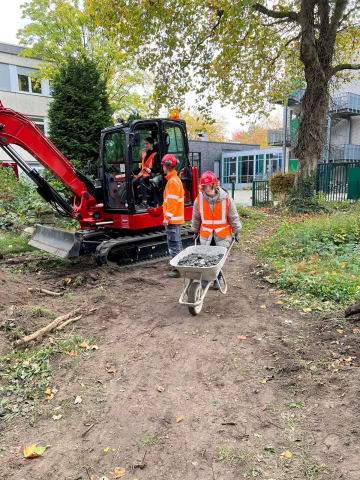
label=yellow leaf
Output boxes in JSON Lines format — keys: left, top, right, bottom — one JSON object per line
{"left": 303, "top": 308, "right": 311, "bottom": 313}
{"left": 336, "top": 329, "right": 343, "bottom": 334}
{"left": 285, "top": 451, "right": 292, "bottom": 458}
{"left": 333, "top": 369, "right": 338, "bottom": 373}
{"left": 44, "top": 395, "right": 54, "bottom": 401}
{"left": 23, "top": 444, "right": 50, "bottom": 458}
{"left": 261, "top": 380, "right": 267, "bottom": 384}
{"left": 45, "top": 388, "right": 51, "bottom": 395}
{"left": 276, "top": 301, "right": 283, "bottom": 305}
{"left": 66, "top": 277, "right": 72, "bottom": 284}
{"left": 260, "top": 305, "right": 266, "bottom": 309}
{"left": 104, "top": 447, "right": 110, "bottom": 452}
{"left": 80, "top": 342, "right": 88, "bottom": 348}
{"left": 110, "top": 467, "right": 126, "bottom": 478}
{"left": 23, "top": 360, "right": 30, "bottom": 366}
{"left": 176, "top": 415, "right": 184, "bottom": 423}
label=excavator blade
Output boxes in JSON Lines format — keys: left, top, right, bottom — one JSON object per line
{"left": 29, "top": 225, "right": 81, "bottom": 259}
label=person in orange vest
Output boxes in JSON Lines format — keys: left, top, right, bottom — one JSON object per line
{"left": 161, "top": 154, "right": 184, "bottom": 278}
{"left": 133, "top": 137, "right": 160, "bottom": 209}
{"left": 191, "top": 171, "right": 241, "bottom": 289}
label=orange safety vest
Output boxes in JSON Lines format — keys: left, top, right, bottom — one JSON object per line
{"left": 198, "top": 193, "right": 232, "bottom": 238}
{"left": 163, "top": 170, "right": 184, "bottom": 224}
{"left": 137, "top": 151, "right": 156, "bottom": 178}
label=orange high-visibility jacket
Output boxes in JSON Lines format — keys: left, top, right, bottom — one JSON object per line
{"left": 137, "top": 151, "right": 156, "bottom": 178}
{"left": 198, "top": 193, "right": 232, "bottom": 238}
{"left": 163, "top": 170, "right": 184, "bottom": 224}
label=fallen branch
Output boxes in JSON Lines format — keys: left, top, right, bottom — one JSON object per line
{"left": 57, "top": 315, "right": 82, "bottom": 330}
{"left": 15, "top": 307, "right": 82, "bottom": 346}
{"left": 28, "top": 287, "right": 62, "bottom": 297}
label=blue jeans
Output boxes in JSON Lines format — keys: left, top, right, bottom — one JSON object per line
{"left": 166, "top": 224, "right": 183, "bottom": 262}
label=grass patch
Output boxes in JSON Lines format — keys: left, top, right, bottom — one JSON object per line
{"left": 138, "top": 434, "right": 161, "bottom": 446}
{"left": 0, "top": 232, "right": 36, "bottom": 256}
{"left": 259, "top": 204, "right": 360, "bottom": 307}
{"left": 217, "top": 440, "right": 247, "bottom": 464}
{"left": 0, "top": 334, "right": 98, "bottom": 417}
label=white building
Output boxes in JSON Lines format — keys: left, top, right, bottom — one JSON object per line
{"left": 0, "top": 42, "right": 52, "bottom": 170}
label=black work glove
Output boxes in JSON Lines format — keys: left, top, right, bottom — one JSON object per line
{"left": 235, "top": 233, "right": 240, "bottom": 242}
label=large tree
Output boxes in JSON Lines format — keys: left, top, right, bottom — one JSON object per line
{"left": 182, "top": 111, "right": 229, "bottom": 141}
{"left": 17, "top": 0, "right": 150, "bottom": 115}
{"left": 48, "top": 57, "right": 113, "bottom": 172}
{"left": 91, "top": 0, "right": 360, "bottom": 197}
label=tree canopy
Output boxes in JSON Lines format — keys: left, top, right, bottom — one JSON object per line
{"left": 231, "top": 115, "right": 283, "bottom": 148}
{"left": 48, "top": 57, "right": 113, "bottom": 172}
{"left": 181, "top": 111, "right": 229, "bottom": 142}
{"left": 17, "top": 0, "right": 150, "bottom": 115}
{"left": 91, "top": 0, "right": 360, "bottom": 198}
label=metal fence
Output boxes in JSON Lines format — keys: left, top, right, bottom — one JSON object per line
{"left": 315, "top": 162, "right": 360, "bottom": 201}
{"left": 252, "top": 180, "right": 270, "bottom": 206}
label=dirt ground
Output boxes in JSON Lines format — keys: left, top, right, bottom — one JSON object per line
{"left": 0, "top": 247, "right": 359, "bottom": 480}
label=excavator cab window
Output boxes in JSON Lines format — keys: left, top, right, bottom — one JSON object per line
{"left": 103, "top": 131, "right": 128, "bottom": 208}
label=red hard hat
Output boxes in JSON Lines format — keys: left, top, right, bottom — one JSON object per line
{"left": 161, "top": 154, "right": 177, "bottom": 167}
{"left": 200, "top": 171, "right": 217, "bottom": 186}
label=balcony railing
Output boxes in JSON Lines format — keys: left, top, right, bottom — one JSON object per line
{"left": 328, "top": 93, "right": 360, "bottom": 117}
{"left": 267, "top": 128, "right": 298, "bottom": 146}
{"left": 320, "top": 144, "right": 360, "bottom": 162}
{"left": 288, "top": 88, "right": 306, "bottom": 106}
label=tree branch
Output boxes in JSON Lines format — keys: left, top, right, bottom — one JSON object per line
{"left": 332, "top": 63, "right": 360, "bottom": 74}
{"left": 270, "top": 32, "right": 302, "bottom": 65}
{"left": 251, "top": 3, "right": 298, "bottom": 22}
{"left": 329, "top": 0, "right": 350, "bottom": 39}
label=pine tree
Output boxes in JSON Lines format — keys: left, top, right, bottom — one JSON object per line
{"left": 48, "top": 57, "right": 113, "bottom": 173}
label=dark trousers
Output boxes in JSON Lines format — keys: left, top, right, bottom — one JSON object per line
{"left": 133, "top": 176, "right": 149, "bottom": 202}
{"left": 166, "top": 224, "right": 183, "bottom": 266}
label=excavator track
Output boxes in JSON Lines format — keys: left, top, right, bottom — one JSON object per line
{"left": 94, "top": 227, "right": 193, "bottom": 266}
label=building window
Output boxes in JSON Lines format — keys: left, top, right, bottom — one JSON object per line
{"left": 28, "top": 116, "right": 46, "bottom": 135}
{"left": 223, "top": 156, "right": 237, "bottom": 183}
{"left": 17, "top": 74, "right": 42, "bottom": 94}
{"left": 18, "top": 74, "right": 29, "bottom": 92}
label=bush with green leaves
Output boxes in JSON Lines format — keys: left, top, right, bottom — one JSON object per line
{"left": 269, "top": 172, "right": 295, "bottom": 202}
{"left": 260, "top": 205, "right": 360, "bottom": 304}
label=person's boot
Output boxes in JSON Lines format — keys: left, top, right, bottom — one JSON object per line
{"left": 213, "top": 274, "right": 223, "bottom": 290}
{"left": 163, "top": 268, "right": 181, "bottom": 278}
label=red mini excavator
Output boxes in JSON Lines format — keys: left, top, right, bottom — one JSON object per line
{"left": 0, "top": 102, "right": 199, "bottom": 264}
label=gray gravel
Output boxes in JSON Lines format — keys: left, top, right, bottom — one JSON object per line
{"left": 177, "top": 253, "right": 223, "bottom": 267}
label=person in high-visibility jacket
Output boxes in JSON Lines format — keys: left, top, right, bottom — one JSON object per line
{"left": 161, "top": 154, "right": 184, "bottom": 278}
{"left": 191, "top": 171, "right": 242, "bottom": 289}
{"left": 133, "top": 137, "right": 160, "bottom": 209}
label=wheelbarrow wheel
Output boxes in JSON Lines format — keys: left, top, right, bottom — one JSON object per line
{"left": 188, "top": 281, "right": 203, "bottom": 316}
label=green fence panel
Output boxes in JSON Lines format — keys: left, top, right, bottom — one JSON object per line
{"left": 315, "top": 163, "right": 360, "bottom": 202}
{"left": 347, "top": 166, "right": 360, "bottom": 200}
{"left": 252, "top": 180, "right": 270, "bottom": 206}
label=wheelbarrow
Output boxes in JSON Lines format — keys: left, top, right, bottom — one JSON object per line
{"left": 170, "top": 238, "right": 235, "bottom": 316}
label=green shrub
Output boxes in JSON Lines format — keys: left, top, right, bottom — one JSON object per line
{"left": 269, "top": 172, "right": 295, "bottom": 202}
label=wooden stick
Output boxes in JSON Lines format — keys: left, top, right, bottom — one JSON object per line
{"left": 57, "top": 315, "right": 82, "bottom": 330}
{"left": 28, "top": 287, "right": 62, "bottom": 297}
{"left": 15, "top": 307, "right": 82, "bottom": 346}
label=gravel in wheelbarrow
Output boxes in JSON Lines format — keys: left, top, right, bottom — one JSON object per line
{"left": 177, "top": 252, "right": 224, "bottom": 268}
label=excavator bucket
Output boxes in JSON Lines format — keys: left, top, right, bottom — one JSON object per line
{"left": 29, "top": 225, "right": 82, "bottom": 259}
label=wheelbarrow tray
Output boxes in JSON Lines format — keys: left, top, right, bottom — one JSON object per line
{"left": 170, "top": 245, "right": 228, "bottom": 282}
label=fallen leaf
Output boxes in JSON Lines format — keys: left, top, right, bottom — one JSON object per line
{"left": 276, "top": 301, "right": 284, "bottom": 305}
{"left": 260, "top": 305, "right": 266, "bottom": 309}
{"left": 261, "top": 380, "right": 267, "bottom": 384}
{"left": 45, "top": 388, "right": 51, "bottom": 395}
{"left": 104, "top": 447, "right": 110, "bottom": 452}
{"left": 110, "top": 467, "right": 126, "bottom": 478}
{"left": 64, "top": 351, "right": 78, "bottom": 356}
{"left": 52, "top": 414, "right": 62, "bottom": 420}
{"left": 87, "top": 344, "right": 99, "bottom": 350}
{"left": 285, "top": 451, "right": 292, "bottom": 458}
{"left": 74, "top": 396, "right": 82, "bottom": 404}
{"left": 176, "top": 415, "right": 184, "bottom": 423}
{"left": 303, "top": 308, "right": 311, "bottom": 313}
{"left": 336, "top": 329, "right": 343, "bottom": 334}
{"left": 106, "top": 364, "right": 117, "bottom": 373}
{"left": 23, "top": 444, "right": 51, "bottom": 458}
{"left": 353, "top": 328, "right": 360, "bottom": 334}
{"left": 157, "top": 386, "right": 164, "bottom": 392}
{"left": 44, "top": 395, "right": 54, "bottom": 401}
{"left": 191, "top": 461, "right": 198, "bottom": 466}
{"left": 23, "top": 361, "right": 30, "bottom": 366}
{"left": 79, "top": 342, "right": 88, "bottom": 348}
{"left": 237, "top": 335, "right": 247, "bottom": 340}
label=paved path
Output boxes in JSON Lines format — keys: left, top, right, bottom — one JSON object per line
{"left": 231, "top": 189, "right": 252, "bottom": 206}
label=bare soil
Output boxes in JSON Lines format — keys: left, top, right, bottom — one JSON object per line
{"left": 0, "top": 247, "right": 359, "bottom": 480}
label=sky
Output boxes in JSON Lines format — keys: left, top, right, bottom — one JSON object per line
{"left": 0, "top": 0, "right": 281, "bottom": 137}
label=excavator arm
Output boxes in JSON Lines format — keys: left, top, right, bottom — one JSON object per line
{"left": 0, "top": 101, "right": 103, "bottom": 226}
